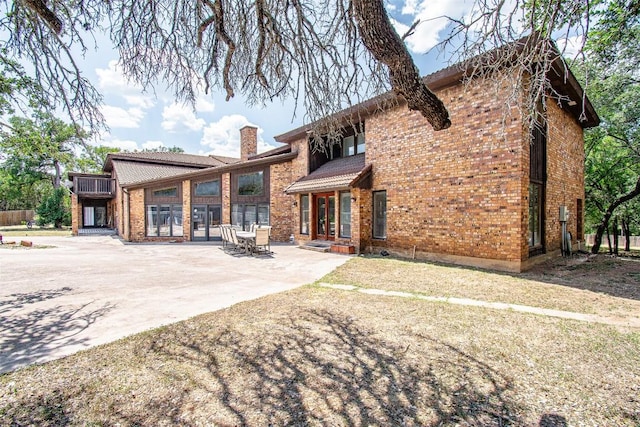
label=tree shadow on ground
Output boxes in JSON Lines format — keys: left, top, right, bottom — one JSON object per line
{"left": 0, "top": 288, "right": 114, "bottom": 373}
{"left": 132, "top": 309, "right": 523, "bottom": 426}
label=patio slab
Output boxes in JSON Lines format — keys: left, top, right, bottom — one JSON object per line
{"left": 0, "top": 236, "right": 350, "bottom": 373}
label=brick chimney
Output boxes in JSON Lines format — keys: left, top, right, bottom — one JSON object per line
{"left": 239, "top": 125, "right": 258, "bottom": 161}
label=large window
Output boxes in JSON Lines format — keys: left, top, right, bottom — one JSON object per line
{"left": 153, "top": 187, "right": 178, "bottom": 198}
{"left": 146, "top": 204, "right": 183, "bottom": 237}
{"left": 232, "top": 203, "right": 269, "bottom": 230}
{"left": 528, "top": 184, "right": 542, "bottom": 247}
{"left": 238, "top": 171, "right": 264, "bottom": 195}
{"left": 340, "top": 192, "right": 351, "bottom": 238}
{"left": 195, "top": 180, "right": 220, "bottom": 196}
{"left": 529, "top": 118, "right": 546, "bottom": 253}
{"left": 342, "top": 133, "right": 365, "bottom": 157}
{"left": 300, "top": 195, "right": 310, "bottom": 235}
{"left": 373, "top": 191, "right": 387, "bottom": 239}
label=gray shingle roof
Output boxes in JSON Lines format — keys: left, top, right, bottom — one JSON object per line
{"left": 285, "top": 154, "right": 369, "bottom": 193}
{"left": 105, "top": 152, "right": 239, "bottom": 171}
{"left": 113, "top": 161, "right": 201, "bottom": 186}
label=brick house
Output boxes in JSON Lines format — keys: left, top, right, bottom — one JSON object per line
{"left": 69, "top": 45, "right": 598, "bottom": 272}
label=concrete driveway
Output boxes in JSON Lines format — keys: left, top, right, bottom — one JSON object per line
{"left": 0, "top": 236, "right": 349, "bottom": 373}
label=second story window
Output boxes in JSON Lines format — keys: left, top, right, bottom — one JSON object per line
{"left": 195, "top": 180, "right": 220, "bottom": 196}
{"left": 238, "top": 171, "right": 264, "bottom": 195}
{"left": 341, "top": 130, "right": 365, "bottom": 157}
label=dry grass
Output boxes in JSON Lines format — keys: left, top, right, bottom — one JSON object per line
{"left": 323, "top": 254, "right": 640, "bottom": 321}
{"left": 1, "top": 255, "right": 639, "bottom": 426}
{"left": 0, "top": 226, "right": 71, "bottom": 237}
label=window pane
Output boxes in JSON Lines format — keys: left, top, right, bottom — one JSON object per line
{"left": 528, "top": 184, "right": 541, "bottom": 247}
{"left": 373, "top": 191, "right": 387, "bottom": 239}
{"left": 244, "top": 204, "right": 257, "bottom": 230}
{"left": 300, "top": 195, "right": 310, "bottom": 234}
{"left": 146, "top": 205, "right": 158, "bottom": 236}
{"left": 159, "top": 205, "right": 171, "bottom": 236}
{"left": 172, "top": 205, "right": 183, "bottom": 237}
{"left": 192, "top": 206, "right": 206, "bottom": 239}
{"left": 195, "top": 180, "right": 220, "bottom": 196}
{"left": 153, "top": 187, "right": 178, "bottom": 197}
{"left": 258, "top": 204, "right": 269, "bottom": 225}
{"left": 342, "top": 135, "right": 355, "bottom": 157}
{"left": 231, "top": 204, "right": 243, "bottom": 227}
{"left": 340, "top": 192, "right": 351, "bottom": 238}
{"left": 356, "top": 133, "right": 365, "bottom": 154}
{"left": 238, "top": 171, "right": 264, "bottom": 195}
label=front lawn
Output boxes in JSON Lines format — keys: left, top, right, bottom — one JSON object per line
{"left": 1, "top": 255, "right": 638, "bottom": 426}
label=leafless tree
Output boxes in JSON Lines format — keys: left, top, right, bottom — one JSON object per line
{"left": 1, "top": 0, "right": 594, "bottom": 145}
{"left": 433, "top": 0, "right": 593, "bottom": 130}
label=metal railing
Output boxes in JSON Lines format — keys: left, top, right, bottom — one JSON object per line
{"left": 74, "top": 177, "right": 114, "bottom": 195}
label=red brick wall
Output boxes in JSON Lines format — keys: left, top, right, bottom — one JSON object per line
{"left": 222, "top": 172, "right": 231, "bottom": 224}
{"left": 182, "top": 180, "right": 191, "bottom": 241}
{"left": 543, "top": 100, "right": 585, "bottom": 252}
{"left": 71, "top": 194, "right": 80, "bottom": 235}
{"left": 364, "top": 78, "right": 525, "bottom": 266}
{"left": 129, "top": 188, "right": 146, "bottom": 242}
{"left": 269, "top": 162, "right": 295, "bottom": 242}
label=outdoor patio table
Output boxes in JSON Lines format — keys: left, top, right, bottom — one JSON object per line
{"left": 235, "top": 231, "right": 256, "bottom": 254}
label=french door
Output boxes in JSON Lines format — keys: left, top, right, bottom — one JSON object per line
{"left": 314, "top": 193, "right": 335, "bottom": 240}
{"left": 192, "top": 205, "right": 222, "bottom": 241}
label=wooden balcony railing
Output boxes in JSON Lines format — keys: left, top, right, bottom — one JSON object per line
{"left": 74, "top": 177, "right": 115, "bottom": 196}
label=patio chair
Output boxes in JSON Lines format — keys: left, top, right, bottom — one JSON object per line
{"left": 220, "top": 225, "right": 229, "bottom": 247}
{"left": 227, "top": 227, "right": 242, "bottom": 253}
{"left": 253, "top": 227, "right": 271, "bottom": 255}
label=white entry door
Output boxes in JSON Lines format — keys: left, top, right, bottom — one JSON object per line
{"left": 83, "top": 207, "right": 95, "bottom": 227}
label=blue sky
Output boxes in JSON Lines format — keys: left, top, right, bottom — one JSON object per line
{"left": 80, "top": 0, "right": 579, "bottom": 158}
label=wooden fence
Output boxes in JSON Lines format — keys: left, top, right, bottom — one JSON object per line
{"left": 584, "top": 234, "right": 640, "bottom": 250}
{"left": 0, "top": 210, "right": 35, "bottom": 226}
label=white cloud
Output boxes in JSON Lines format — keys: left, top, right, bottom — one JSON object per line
{"left": 161, "top": 102, "right": 206, "bottom": 132}
{"left": 402, "top": 0, "right": 419, "bottom": 15}
{"left": 101, "top": 137, "right": 140, "bottom": 152}
{"left": 95, "top": 60, "right": 156, "bottom": 110}
{"left": 124, "top": 94, "right": 155, "bottom": 110}
{"left": 200, "top": 114, "right": 276, "bottom": 158}
{"left": 195, "top": 97, "right": 215, "bottom": 113}
{"left": 95, "top": 60, "right": 141, "bottom": 92}
{"left": 101, "top": 105, "right": 145, "bottom": 128}
{"left": 557, "top": 35, "right": 585, "bottom": 60}
{"left": 401, "top": 0, "right": 473, "bottom": 54}
{"left": 142, "top": 140, "right": 165, "bottom": 150}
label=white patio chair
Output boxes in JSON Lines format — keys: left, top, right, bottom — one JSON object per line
{"left": 220, "top": 225, "right": 229, "bottom": 247}
{"left": 253, "top": 228, "right": 271, "bottom": 255}
{"left": 228, "top": 227, "right": 242, "bottom": 253}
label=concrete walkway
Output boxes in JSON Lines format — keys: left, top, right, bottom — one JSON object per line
{"left": 319, "top": 283, "right": 640, "bottom": 328}
{"left": 0, "top": 236, "right": 350, "bottom": 373}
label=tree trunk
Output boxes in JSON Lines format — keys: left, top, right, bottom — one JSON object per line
{"left": 591, "top": 176, "right": 640, "bottom": 253}
{"left": 622, "top": 219, "right": 631, "bottom": 252}
{"left": 605, "top": 225, "right": 612, "bottom": 254}
{"left": 613, "top": 217, "right": 619, "bottom": 255}
{"left": 352, "top": 0, "right": 451, "bottom": 131}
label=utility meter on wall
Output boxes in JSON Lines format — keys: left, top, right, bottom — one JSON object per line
{"left": 559, "top": 206, "right": 570, "bottom": 222}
